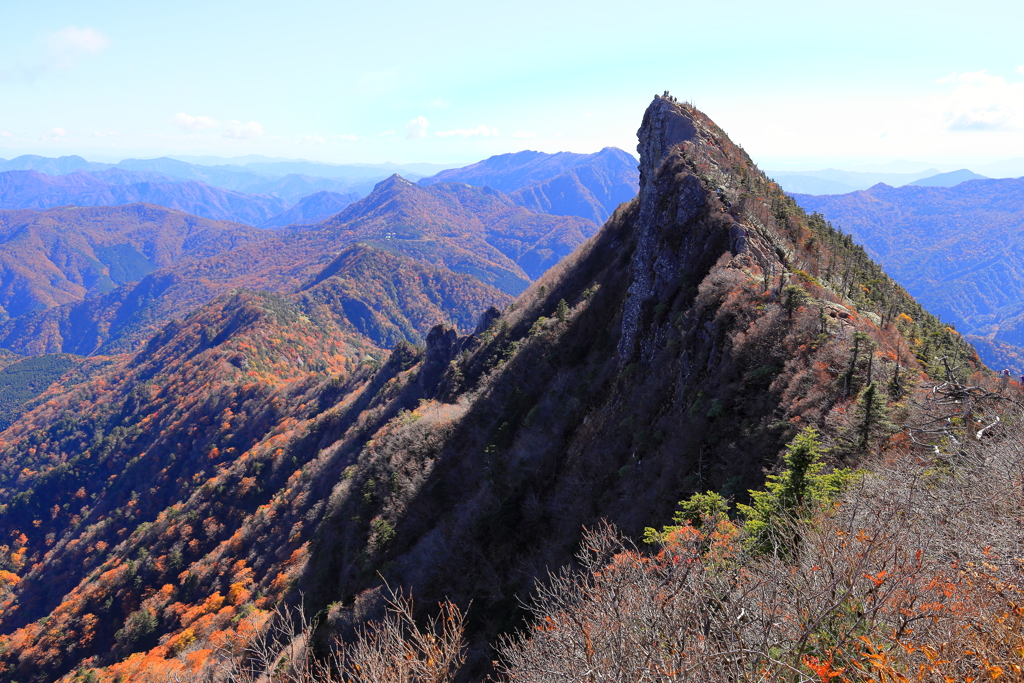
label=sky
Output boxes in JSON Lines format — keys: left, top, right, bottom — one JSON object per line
{"left": 1, "top": 0, "right": 1023, "bottom": 170}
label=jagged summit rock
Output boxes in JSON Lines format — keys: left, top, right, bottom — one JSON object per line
{"left": 619, "top": 94, "right": 783, "bottom": 362}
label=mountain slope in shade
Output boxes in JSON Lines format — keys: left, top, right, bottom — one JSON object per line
{"left": 0, "top": 204, "right": 269, "bottom": 321}
{"left": 792, "top": 178, "right": 1024, "bottom": 370}
{"left": 0, "top": 178, "right": 586, "bottom": 355}
{"left": 0, "top": 170, "right": 290, "bottom": 225}
{"left": 259, "top": 190, "right": 360, "bottom": 228}
{"left": 0, "top": 95, "right": 978, "bottom": 682}
{"left": 419, "top": 147, "right": 638, "bottom": 223}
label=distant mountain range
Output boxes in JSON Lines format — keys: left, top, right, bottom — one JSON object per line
{"left": 0, "top": 175, "right": 597, "bottom": 355}
{"left": 259, "top": 190, "right": 360, "bottom": 228}
{"left": 419, "top": 147, "right": 639, "bottom": 224}
{"left": 792, "top": 177, "right": 1024, "bottom": 371}
{"left": 768, "top": 157, "right": 1024, "bottom": 195}
{"left": 768, "top": 168, "right": 999, "bottom": 194}
{"left": 0, "top": 154, "right": 456, "bottom": 193}
{"left": 0, "top": 169, "right": 290, "bottom": 225}
{"left": 0, "top": 149, "right": 641, "bottom": 227}
{"left": 906, "top": 169, "right": 989, "bottom": 187}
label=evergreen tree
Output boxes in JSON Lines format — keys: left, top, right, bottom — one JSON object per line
{"left": 782, "top": 283, "right": 809, "bottom": 319}
{"left": 555, "top": 298, "right": 570, "bottom": 323}
{"left": 737, "top": 426, "right": 852, "bottom": 555}
{"left": 852, "top": 381, "right": 894, "bottom": 452}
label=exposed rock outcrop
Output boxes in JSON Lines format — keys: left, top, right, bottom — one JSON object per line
{"left": 619, "top": 93, "right": 784, "bottom": 363}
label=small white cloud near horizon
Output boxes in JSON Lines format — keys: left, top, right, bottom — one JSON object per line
{"left": 296, "top": 133, "right": 326, "bottom": 145}
{"left": 941, "top": 70, "right": 1024, "bottom": 132}
{"left": 435, "top": 125, "right": 498, "bottom": 138}
{"left": 513, "top": 131, "right": 537, "bottom": 140}
{"left": 172, "top": 113, "right": 219, "bottom": 132}
{"left": 406, "top": 116, "right": 429, "bottom": 139}
{"left": 0, "top": 130, "right": 14, "bottom": 138}
{"left": 49, "top": 127, "right": 67, "bottom": 136}
{"left": 337, "top": 134, "right": 358, "bottom": 141}
{"left": 46, "top": 27, "right": 110, "bottom": 68}
{"left": 224, "top": 120, "right": 263, "bottom": 139}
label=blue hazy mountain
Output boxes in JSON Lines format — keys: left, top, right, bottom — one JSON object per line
{"left": 767, "top": 168, "right": 941, "bottom": 194}
{"left": 908, "top": 169, "right": 989, "bottom": 187}
{"left": 418, "top": 147, "right": 639, "bottom": 223}
{"left": 793, "top": 177, "right": 1024, "bottom": 371}
{"left": 259, "top": 190, "right": 360, "bottom": 228}
{"left": 0, "top": 170, "right": 289, "bottom": 225}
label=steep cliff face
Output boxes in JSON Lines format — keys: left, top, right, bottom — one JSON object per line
{"left": 0, "top": 96, "right": 978, "bottom": 682}
{"left": 621, "top": 95, "right": 789, "bottom": 362}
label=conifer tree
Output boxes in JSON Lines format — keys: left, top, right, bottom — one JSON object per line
{"left": 852, "top": 381, "right": 894, "bottom": 452}
{"left": 737, "top": 426, "right": 852, "bottom": 555}
{"left": 555, "top": 299, "right": 569, "bottom": 323}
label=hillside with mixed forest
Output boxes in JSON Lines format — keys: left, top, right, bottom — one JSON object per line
{"left": 0, "top": 94, "right": 992, "bottom": 683}
{"left": 0, "top": 177, "right": 591, "bottom": 356}
{"left": 0, "top": 204, "right": 268, "bottom": 321}
{"left": 793, "top": 178, "right": 1024, "bottom": 370}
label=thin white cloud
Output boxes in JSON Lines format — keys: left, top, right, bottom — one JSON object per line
{"left": 0, "top": 26, "right": 110, "bottom": 81}
{"left": 337, "top": 134, "right": 358, "bottom": 141}
{"left": 1018, "top": 65, "right": 1024, "bottom": 76}
{"left": 513, "top": 131, "right": 537, "bottom": 140}
{"left": 428, "top": 98, "right": 450, "bottom": 109}
{"left": 47, "top": 26, "right": 110, "bottom": 62}
{"left": 941, "top": 70, "right": 1024, "bottom": 132}
{"left": 296, "top": 133, "right": 326, "bottom": 145}
{"left": 49, "top": 127, "right": 67, "bottom": 136}
{"left": 0, "top": 130, "right": 13, "bottom": 138}
{"left": 378, "top": 130, "right": 395, "bottom": 136}
{"left": 406, "top": 116, "right": 429, "bottom": 139}
{"left": 435, "top": 124, "right": 498, "bottom": 138}
{"left": 224, "top": 120, "right": 263, "bottom": 139}
{"left": 172, "top": 113, "right": 219, "bottom": 131}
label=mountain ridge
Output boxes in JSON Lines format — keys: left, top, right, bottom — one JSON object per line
{"left": 0, "top": 95, "right": 980, "bottom": 682}
{"left": 419, "top": 147, "right": 639, "bottom": 223}
{"left": 0, "top": 179, "right": 589, "bottom": 355}
{"left": 0, "top": 170, "right": 290, "bottom": 225}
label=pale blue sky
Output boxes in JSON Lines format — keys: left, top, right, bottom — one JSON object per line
{"left": 1, "top": 0, "right": 1022, "bottom": 168}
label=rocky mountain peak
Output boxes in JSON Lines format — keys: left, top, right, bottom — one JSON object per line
{"left": 636, "top": 92, "right": 700, "bottom": 194}
{"left": 620, "top": 93, "right": 780, "bottom": 362}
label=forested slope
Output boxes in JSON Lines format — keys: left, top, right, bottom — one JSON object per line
{"left": 793, "top": 178, "right": 1024, "bottom": 370}
{"left": 0, "top": 178, "right": 588, "bottom": 356}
